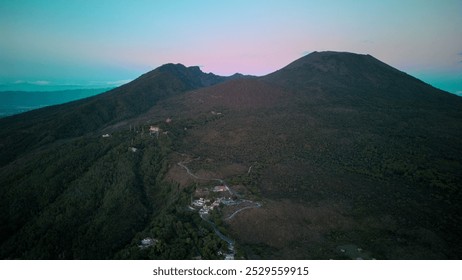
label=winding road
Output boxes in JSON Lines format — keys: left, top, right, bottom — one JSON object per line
{"left": 224, "top": 201, "right": 262, "bottom": 221}
{"left": 177, "top": 159, "right": 262, "bottom": 259}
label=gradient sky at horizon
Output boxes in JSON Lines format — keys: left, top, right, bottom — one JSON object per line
{"left": 1, "top": 0, "right": 461, "bottom": 93}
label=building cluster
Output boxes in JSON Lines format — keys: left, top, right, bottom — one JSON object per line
{"left": 192, "top": 197, "right": 222, "bottom": 215}
{"left": 189, "top": 184, "right": 242, "bottom": 261}
{"left": 191, "top": 191, "right": 236, "bottom": 216}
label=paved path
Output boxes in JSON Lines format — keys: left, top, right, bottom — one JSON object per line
{"left": 224, "top": 202, "right": 262, "bottom": 221}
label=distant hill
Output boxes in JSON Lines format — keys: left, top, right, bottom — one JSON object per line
{"left": 0, "top": 51, "right": 461, "bottom": 260}
{"left": 0, "top": 88, "right": 112, "bottom": 117}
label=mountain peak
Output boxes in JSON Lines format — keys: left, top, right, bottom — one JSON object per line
{"left": 157, "top": 62, "right": 187, "bottom": 70}
{"left": 282, "top": 51, "right": 379, "bottom": 72}
{"left": 157, "top": 63, "right": 202, "bottom": 73}
{"left": 263, "top": 50, "right": 411, "bottom": 92}
{"left": 154, "top": 63, "right": 201, "bottom": 77}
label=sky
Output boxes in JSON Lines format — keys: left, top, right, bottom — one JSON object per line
{"left": 1, "top": 0, "right": 461, "bottom": 94}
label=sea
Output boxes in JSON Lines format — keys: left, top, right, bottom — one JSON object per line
{"left": 0, "top": 88, "right": 111, "bottom": 118}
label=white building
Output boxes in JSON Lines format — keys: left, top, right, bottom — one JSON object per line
{"left": 192, "top": 198, "right": 205, "bottom": 207}
{"left": 213, "top": 185, "right": 227, "bottom": 192}
{"left": 149, "top": 126, "right": 160, "bottom": 136}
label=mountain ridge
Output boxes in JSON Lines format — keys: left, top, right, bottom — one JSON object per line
{"left": 1, "top": 51, "right": 461, "bottom": 259}
{"left": 0, "top": 63, "right": 243, "bottom": 166}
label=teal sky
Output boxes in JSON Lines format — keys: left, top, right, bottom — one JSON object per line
{"left": 1, "top": 0, "right": 461, "bottom": 94}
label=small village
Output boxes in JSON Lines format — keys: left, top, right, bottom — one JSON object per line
{"left": 138, "top": 183, "right": 240, "bottom": 260}
{"left": 184, "top": 179, "right": 262, "bottom": 261}
{"left": 189, "top": 184, "right": 237, "bottom": 260}
{"left": 189, "top": 185, "right": 238, "bottom": 216}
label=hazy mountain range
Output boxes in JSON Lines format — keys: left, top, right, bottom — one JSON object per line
{"left": 0, "top": 88, "right": 112, "bottom": 117}
{"left": 1, "top": 51, "right": 461, "bottom": 260}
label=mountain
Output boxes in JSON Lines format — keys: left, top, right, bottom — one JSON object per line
{"left": 0, "top": 51, "right": 461, "bottom": 259}
{"left": 0, "top": 64, "right": 238, "bottom": 167}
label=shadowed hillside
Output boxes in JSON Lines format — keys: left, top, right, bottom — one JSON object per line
{"left": 0, "top": 64, "right": 234, "bottom": 167}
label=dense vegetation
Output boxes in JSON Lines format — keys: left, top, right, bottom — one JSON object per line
{"left": 0, "top": 118, "right": 230, "bottom": 259}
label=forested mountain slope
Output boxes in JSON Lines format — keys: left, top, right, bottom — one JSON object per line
{"left": 1, "top": 52, "right": 461, "bottom": 259}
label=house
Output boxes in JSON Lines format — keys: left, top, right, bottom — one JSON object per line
{"left": 149, "top": 126, "right": 160, "bottom": 133}
{"left": 192, "top": 198, "right": 205, "bottom": 207}
{"left": 213, "top": 185, "right": 227, "bottom": 192}
{"left": 165, "top": 118, "right": 172, "bottom": 124}
{"left": 139, "top": 237, "right": 158, "bottom": 249}
{"left": 102, "top": 134, "right": 110, "bottom": 138}
{"left": 141, "top": 238, "right": 155, "bottom": 246}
